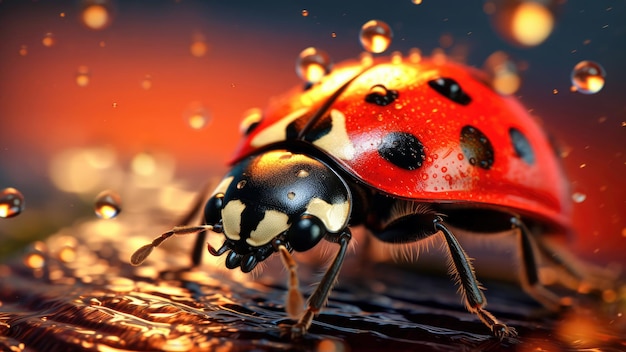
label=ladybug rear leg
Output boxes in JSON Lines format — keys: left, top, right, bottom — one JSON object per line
{"left": 510, "top": 217, "right": 565, "bottom": 311}
{"left": 434, "top": 217, "right": 518, "bottom": 340}
{"left": 525, "top": 223, "right": 618, "bottom": 297}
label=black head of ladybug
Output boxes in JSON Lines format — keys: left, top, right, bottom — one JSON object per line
{"left": 204, "top": 150, "right": 352, "bottom": 272}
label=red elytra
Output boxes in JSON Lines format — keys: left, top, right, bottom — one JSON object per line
{"left": 231, "top": 57, "right": 571, "bottom": 233}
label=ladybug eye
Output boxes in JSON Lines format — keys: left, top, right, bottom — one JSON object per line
{"left": 239, "top": 108, "right": 263, "bottom": 135}
{"left": 204, "top": 193, "right": 224, "bottom": 224}
{"left": 509, "top": 127, "right": 535, "bottom": 165}
{"left": 428, "top": 77, "right": 472, "bottom": 105}
{"left": 365, "top": 84, "right": 399, "bottom": 106}
{"left": 287, "top": 215, "right": 325, "bottom": 252}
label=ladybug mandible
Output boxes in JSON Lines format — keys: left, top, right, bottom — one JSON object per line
{"left": 132, "top": 55, "right": 588, "bottom": 340}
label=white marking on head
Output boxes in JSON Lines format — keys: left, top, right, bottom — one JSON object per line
{"left": 251, "top": 107, "right": 309, "bottom": 147}
{"left": 222, "top": 199, "right": 244, "bottom": 241}
{"left": 305, "top": 197, "right": 350, "bottom": 233}
{"left": 246, "top": 210, "right": 290, "bottom": 247}
{"left": 311, "top": 109, "right": 356, "bottom": 160}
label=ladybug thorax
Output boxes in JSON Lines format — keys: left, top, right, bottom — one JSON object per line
{"left": 213, "top": 150, "right": 351, "bottom": 255}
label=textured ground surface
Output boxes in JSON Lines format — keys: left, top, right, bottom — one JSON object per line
{"left": 0, "top": 198, "right": 624, "bottom": 352}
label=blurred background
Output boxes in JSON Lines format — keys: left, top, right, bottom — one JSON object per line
{"left": 0, "top": 0, "right": 624, "bottom": 265}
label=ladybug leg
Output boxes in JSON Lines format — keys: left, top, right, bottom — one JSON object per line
{"left": 275, "top": 242, "right": 305, "bottom": 319}
{"left": 434, "top": 217, "right": 518, "bottom": 340}
{"left": 280, "top": 229, "right": 352, "bottom": 339}
{"left": 510, "top": 217, "right": 564, "bottom": 311}
{"left": 524, "top": 223, "right": 617, "bottom": 296}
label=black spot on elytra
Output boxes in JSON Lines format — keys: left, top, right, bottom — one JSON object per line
{"left": 365, "top": 84, "right": 399, "bottom": 106}
{"left": 460, "top": 126, "right": 494, "bottom": 170}
{"left": 428, "top": 77, "right": 472, "bottom": 105}
{"left": 378, "top": 132, "right": 426, "bottom": 170}
{"left": 509, "top": 127, "right": 535, "bottom": 165}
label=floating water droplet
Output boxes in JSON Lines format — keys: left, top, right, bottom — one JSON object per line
{"left": 76, "top": 66, "right": 90, "bottom": 87}
{"left": 295, "top": 47, "right": 331, "bottom": 84}
{"left": 571, "top": 60, "right": 606, "bottom": 94}
{"left": 390, "top": 51, "right": 403, "bottom": 64}
{"left": 439, "top": 33, "right": 453, "bottom": 48}
{"left": 183, "top": 102, "right": 210, "bottom": 130}
{"left": 572, "top": 192, "right": 586, "bottom": 203}
{"left": 42, "top": 32, "right": 55, "bottom": 47}
{"left": 301, "top": 9, "right": 309, "bottom": 17}
{"left": 188, "top": 112, "right": 208, "bottom": 129}
{"left": 331, "top": 32, "right": 337, "bottom": 38}
{"left": 19, "top": 45, "right": 28, "bottom": 56}
{"left": 359, "top": 20, "right": 393, "bottom": 53}
{"left": 141, "top": 75, "right": 152, "bottom": 90}
{"left": 80, "top": 1, "right": 112, "bottom": 30}
{"left": 58, "top": 245, "right": 77, "bottom": 263}
{"left": 190, "top": 40, "right": 208, "bottom": 57}
{"left": 490, "top": 0, "right": 556, "bottom": 47}
{"left": 94, "top": 190, "right": 122, "bottom": 219}
{"left": 24, "top": 252, "right": 45, "bottom": 269}
{"left": 408, "top": 48, "right": 422, "bottom": 63}
{"left": 0, "top": 187, "right": 25, "bottom": 218}
{"left": 131, "top": 153, "right": 156, "bottom": 176}
{"left": 359, "top": 52, "right": 374, "bottom": 66}
{"left": 484, "top": 51, "right": 520, "bottom": 95}
{"left": 552, "top": 88, "right": 558, "bottom": 95}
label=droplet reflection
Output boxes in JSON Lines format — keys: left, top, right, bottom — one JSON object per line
{"left": 572, "top": 192, "right": 587, "bottom": 203}
{"left": 76, "top": 66, "right": 91, "bottom": 87}
{"left": 0, "top": 187, "right": 25, "bottom": 218}
{"left": 296, "top": 47, "right": 332, "bottom": 84}
{"left": 359, "top": 20, "right": 393, "bottom": 54}
{"left": 571, "top": 60, "right": 606, "bottom": 94}
{"left": 94, "top": 190, "right": 122, "bottom": 219}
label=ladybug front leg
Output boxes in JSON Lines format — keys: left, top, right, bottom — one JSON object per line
{"left": 434, "top": 217, "right": 518, "bottom": 340}
{"left": 279, "top": 229, "right": 352, "bottom": 339}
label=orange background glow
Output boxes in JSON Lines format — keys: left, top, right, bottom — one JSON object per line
{"left": 0, "top": 0, "right": 624, "bottom": 264}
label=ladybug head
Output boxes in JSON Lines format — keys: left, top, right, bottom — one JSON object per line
{"left": 204, "top": 150, "right": 352, "bottom": 272}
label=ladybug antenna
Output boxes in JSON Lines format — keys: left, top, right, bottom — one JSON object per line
{"left": 130, "top": 224, "right": 214, "bottom": 265}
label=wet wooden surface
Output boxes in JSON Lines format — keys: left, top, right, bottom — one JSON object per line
{"left": 1, "top": 212, "right": 625, "bottom": 352}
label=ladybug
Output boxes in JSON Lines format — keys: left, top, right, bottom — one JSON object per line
{"left": 132, "top": 55, "right": 594, "bottom": 340}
